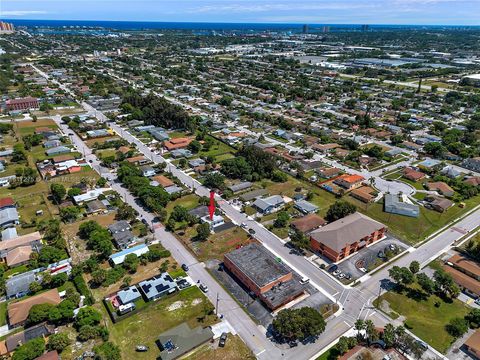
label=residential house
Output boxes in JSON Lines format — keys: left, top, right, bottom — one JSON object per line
{"left": 465, "top": 176, "right": 480, "bottom": 187}
{"left": 403, "top": 167, "right": 425, "bottom": 182}
{"left": 138, "top": 273, "right": 178, "bottom": 301}
{"left": 109, "top": 244, "right": 149, "bottom": 266}
{"left": 441, "top": 165, "right": 462, "bottom": 179}
{"left": 151, "top": 175, "right": 174, "bottom": 188}
{"left": 334, "top": 174, "right": 365, "bottom": 190}
{"left": 317, "top": 167, "right": 341, "bottom": 179}
{"left": 73, "top": 188, "right": 110, "bottom": 205}
{"left": 0, "top": 207, "right": 19, "bottom": 229}
{"left": 252, "top": 195, "right": 285, "bottom": 214}
{"left": 426, "top": 196, "right": 453, "bottom": 212}
{"left": 426, "top": 182, "right": 454, "bottom": 197}
{"left": 290, "top": 214, "right": 326, "bottom": 234}
{"left": 45, "top": 146, "right": 71, "bottom": 156}
{"left": 126, "top": 155, "right": 150, "bottom": 166}
{"left": 117, "top": 285, "right": 142, "bottom": 305}
{"left": 164, "top": 138, "right": 193, "bottom": 151}
{"left": 0, "top": 197, "right": 15, "bottom": 210}
{"left": 5, "top": 270, "right": 38, "bottom": 299}
{"left": 1, "top": 227, "right": 17, "bottom": 241}
{"left": 108, "top": 221, "right": 134, "bottom": 249}
{"left": 465, "top": 330, "right": 480, "bottom": 359}
{"left": 350, "top": 186, "right": 376, "bottom": 203}
{"left": 141, "top": 165, "right": 156, "bottom": 177}
{"left": 461, "top": 157, "right": 480, "bottom": 173}
{"left": 5, "top": 322, "right": 54, "bottom": 354}
{"left": 170, "top": 149, "right": 193, "bottom": 158}
{"left": 228, "top": 182, "right": 253, "bottom": 194}
{"left": 310, "top": 212, "right": 387, "bottom": 262}
{"left": 294, "top": 200, "right": 318, "bottom": 215}
{"left": 7, "top": 289, "right": 61, "bottom": 326}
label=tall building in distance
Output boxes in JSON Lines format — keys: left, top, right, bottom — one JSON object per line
{"left": 322, "top": 26, "right": 330, "bottom": 33}
{"left": 302, "top": 24, "right": 309, "bottom": 34}
{"left": 0, "top": 21, "right": 15, "bottom": 33}
{"left": 361, "top": 24, "right": 370, "bottom": 32}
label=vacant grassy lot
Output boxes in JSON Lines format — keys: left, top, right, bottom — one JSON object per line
{"left": 375, "top": 287, "right": 469, "bottom": 353}
{"left": 199, "top": 136, "right": 236, "bottom": 160}
{"left": 16, "top": 119, "right": 57, "bottom": 135}
{"left": 178, "top": 225, "right": 252, "bottom": 262}
{"left": 183, "top": 334, "right": 255, "bottom": 360}
{"left": 107, "top": 286, "right": 216, "bottom": 360}
{"left": 0, "top": 301, "right": 7, "bottom": 326}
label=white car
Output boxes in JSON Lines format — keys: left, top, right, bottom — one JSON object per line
{"left": 359, "top": 267, "right": 367, "bottom": 273}
{"left": 333, "top": 269, "right": 341, "bottom": 276}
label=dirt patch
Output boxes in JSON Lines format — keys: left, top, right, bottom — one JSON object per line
{"left": 191, "top": 298, "right": 202, "bottom": 306}
{"left": 167, "top": 301, "right": 185, "bottom": 311}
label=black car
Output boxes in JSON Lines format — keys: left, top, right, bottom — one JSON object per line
{"left": 181, "top": 263, "right": 189, "bottom": 272}
{"left": 248, "top": 228, "right": 256, "bottom": 235}
{"left": 219, "top": 333, "right": 228, "bottom": 347}
{"left": 328, "top": 264, "right": 338, "bottom": 273}
{"left": 176, "top": 279, "right": 191, "bottom": 290}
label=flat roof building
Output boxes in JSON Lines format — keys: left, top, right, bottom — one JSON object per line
{"left": 384, "top": 194, "right": 419, "bottom": 218}
{"left": 223, "top": 243, "right": 304, "bottom": 310}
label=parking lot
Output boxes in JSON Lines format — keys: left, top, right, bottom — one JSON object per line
{"left": 206, "top": 259, "right": 329, "bottom": 327}
{"left": 334, "top": 237, "right": 407, "bottom": 282}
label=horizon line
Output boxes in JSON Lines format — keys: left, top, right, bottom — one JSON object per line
{"left": 2, "top": 19, "right": 480, "bottom": 27}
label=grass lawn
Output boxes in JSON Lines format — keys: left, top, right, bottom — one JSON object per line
{"left": 348, "top": 195, "right": 480, "bottom": 244}
{"left": 166, "top": 194, "right": 200, "bottom": 217}
{"left": 199, "top": 136, "right": 236, "bottom": 160}
{"left": 49, "top": 166, "right": 100, "bottom": 187}
{"left": 0, "top": 301, "right": 8, "bottom": 326}
{"left": 16, "top": 192, "right": 55, "bottom": 227}
{"left": 16, "top": 119, "right": 57, "bottom": 135}
{"left": 181, "top": 225, "right": 252, "bottom": 262}
{"left": 316, "top": 347, "right": 341, "bottom": 360}
{"left": 374, "top": 287, "right": 469, "bottom": 353}
{"left": 183, "top": 334, "right": 255, "bottom": 360}
{"left": 107, "top": 286, "right": 217, "bottom": 360}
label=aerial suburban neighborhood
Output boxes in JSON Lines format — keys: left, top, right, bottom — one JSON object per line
{"left": 0, "top": 6, "right": 480, "bottom": 360}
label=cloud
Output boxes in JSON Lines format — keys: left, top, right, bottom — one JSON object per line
{"left": 1, "top": 10, "right": 48, "bottom": 16}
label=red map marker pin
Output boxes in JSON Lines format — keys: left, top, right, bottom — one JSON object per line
{"left": 208, "top": 190, "right": 215, "bottom": 220}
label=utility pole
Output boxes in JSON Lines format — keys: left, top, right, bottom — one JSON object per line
{"left": 215, "top": 293, "right": 219, "bottom": 315}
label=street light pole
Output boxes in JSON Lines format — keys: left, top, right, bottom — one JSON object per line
{"left": 215, "top": 293, "right": 219, "bottom": 316}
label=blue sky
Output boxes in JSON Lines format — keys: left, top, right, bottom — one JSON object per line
{"left": 1, "top": 0, "right": 479, "bottom": 25}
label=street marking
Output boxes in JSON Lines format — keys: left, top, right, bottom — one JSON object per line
{"left": 255, "top": 349, "right": 266, "bottom": 356}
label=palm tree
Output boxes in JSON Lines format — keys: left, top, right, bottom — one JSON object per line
{"left": 354, "top": 319, "right": 365, "bottom": 340}
{"left": 365, "top": 319, "right": 378, "bottom": 344}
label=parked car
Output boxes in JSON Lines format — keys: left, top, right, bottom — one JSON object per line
{"left": 135, "top": 345, "right": 149, "bottom": 352}
{"left": 181, "top": 264, "right": 189, "bottom": 271}
{"left": 416, "top": 340, "right": 428, "bottom": 351}
{"left": 248, "top": 228, "right": 256, "bottom": 235}
{"left": 219, "top": 333, "right": 228, "bottom": 347}
{"left": 328, "top": 264, "right": 338, "bottom": 273}
{"left": 359, "top": 267, "right": 367, "bottom": 273}
{"left": 389, "top": 244, "right": 397, "bottom": 251}
{"left": 300, "top": 277, "right": 310, "bottom": 285}
{"left": 333, "top": 269, "right": 341, "bottom": 276}
{"left": 199, "top": 284, "right": 209, "bottom": 293}
{"left": 177, "top": 279, "right": 191, "bottom": 290}
{"left": 338, "top": 273, "right": 346, "bottom": 279}
{"left": 241, "top": 222, "right": 247, "bottom": 228}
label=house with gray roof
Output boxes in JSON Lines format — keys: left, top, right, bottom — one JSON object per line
{"left": 384, "top": 194, "right": 419, "bottom": 218}
{"left": 170, "top": 149, "right": 192, "bottom": 158}
{"left": 164, "top": 185, "right": 183, "bottom": 195}
{"left": 43, "top": 140, "right": 62, "bottom": 149}
{"left": 0, "top": 207, "right": 19, "bottom": 229}
{"left": 1, "top": 227, "right": 17, "bottom": 241}
{"left": 5, "top": 270, "right": 39, "bottom": 299}
{"left": 139, "top": 273, "right": 178, "bottom": 301}
{"left": 252, "top": 195, "right": 285, "bottom": 214}
{"left": 117, "top": 285, "right": 142, "bottom": 305}
{"left": 228, "top": 182, "right": 253, "bottom": 193}
{"left": 45, "top": 146, "right": 70, "bottom": 156}
{"left": 294, "top": 200, "right": 319, "bottom": 215}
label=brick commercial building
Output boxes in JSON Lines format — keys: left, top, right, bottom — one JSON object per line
{"left": 223, "top": 243, "right": 305, "bottom": 310}
{"left": 6, "top": 97, "right": 39, "bottom": 112}
{"left": 310, "top": 212, "right": 387, "bottom": 262}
